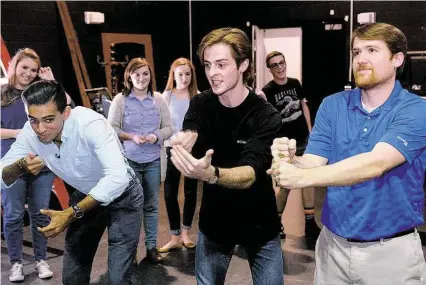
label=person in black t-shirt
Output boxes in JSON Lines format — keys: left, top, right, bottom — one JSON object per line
{"left": 262, "top": 51, "right": 320, "bottom": 247}
{"left": 169, "top": 28, "right": 284, "bottom": 285}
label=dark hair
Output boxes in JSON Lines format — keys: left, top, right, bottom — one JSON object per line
{"left": 352, "top": 22, "right": 408, "bottom": 76}
{"left": 122, "top": 57, "right": 153, "bottom": 96}
{"left": 266, "top": 51, "right": 285, "bottom": 68}
{"left": 197, "top": 27, "right": 253, "bottom": 84}
{"left": 21, "top": 80, "right": 67, "bottom": 113}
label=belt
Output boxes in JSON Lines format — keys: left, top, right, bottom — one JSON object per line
{"left": 346, "top": 228, "right": 416, "bottom": 243}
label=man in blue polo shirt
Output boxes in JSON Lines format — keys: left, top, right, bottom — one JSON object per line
{"left": 269, "top": 22, "right": 426, "bottom": 284}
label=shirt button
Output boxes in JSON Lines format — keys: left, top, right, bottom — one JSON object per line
{"left": 363, "top": 128, "right": 368, "bottom": 132}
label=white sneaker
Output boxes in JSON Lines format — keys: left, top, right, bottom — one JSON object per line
{"left": 9, "top": 262, "right": 25, "bottom": 282}
{"left": 35, "top": 260, "right": 53, "bottom": 279}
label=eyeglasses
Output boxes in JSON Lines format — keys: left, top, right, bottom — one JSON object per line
{"left": 269, "top": 61, "right": 286, "bottom": 69}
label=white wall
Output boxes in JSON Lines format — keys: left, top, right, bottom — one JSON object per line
{"left": 256, "top": 27, "right": 302, "bottom": 89}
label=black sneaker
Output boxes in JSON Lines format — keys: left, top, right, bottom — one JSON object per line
{"left": 146, "top": 248, "right": 164, "bottom": 263}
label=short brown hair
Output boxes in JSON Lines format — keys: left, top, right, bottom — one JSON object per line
{"left": 122, "top": 58, "right": 153, "bottom": 96}
{"left": 164, "top": 57, "right": 198, "bottom": 98}
{"left": 197, "top": 27, "right": 253, "bottom": 84}
{"left": 351, "top": 22, "right": 407, "bottom": 76}
{"left": 266, "top": 51, "right": 285, "bottom": 68}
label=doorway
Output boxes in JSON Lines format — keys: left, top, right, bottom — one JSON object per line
{"left": 101, "top": 33, "right": 156, "bottom": 96}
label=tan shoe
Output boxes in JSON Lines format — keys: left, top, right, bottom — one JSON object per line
{"left": 183, "top": 241, "right": 196, "bottom": 249}
{"left": 158, "top": 244, "right": 183, "bottom": 253}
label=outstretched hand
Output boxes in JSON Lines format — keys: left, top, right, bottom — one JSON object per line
{"left": 170, "top": 145, "right": 214, "bottom": 181}
{"left": 37, "top": 208, "right": 74, "bottom": 239}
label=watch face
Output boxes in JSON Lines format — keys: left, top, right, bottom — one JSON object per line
{"left": 74, "top": 210, "right": 84, "bottom": 219}
{"left": 72, "top": 205, "right": 84, "bottom": 219}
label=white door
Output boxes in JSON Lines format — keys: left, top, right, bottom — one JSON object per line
{"left": 252, "top": 25, "right": 266, "bottom": 90}
{"left": 254, "top": 27, "right": 303, "bottom": 90}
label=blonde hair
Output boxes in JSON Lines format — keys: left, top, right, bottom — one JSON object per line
{"left": 2, "top": 48, "right": 41, "bottom": 106}
{"left": 122, "top": 57, "right": 153, "bottom": 96}
{"left": 164, "top": 57, "right": 198, "bottom": 97}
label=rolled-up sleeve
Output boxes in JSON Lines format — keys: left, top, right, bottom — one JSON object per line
{"left": 85, "top": 120, "right": 130, "bottom": 205}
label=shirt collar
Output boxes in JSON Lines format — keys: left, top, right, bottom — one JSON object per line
{"left": 60, "top": 112, "right": 73, "bottom": 142}
{"left": 347, "top": 80, "right": 404, "bottom": 111}
{"left": 129, "top": 91, "right": 153, "bottom": 100}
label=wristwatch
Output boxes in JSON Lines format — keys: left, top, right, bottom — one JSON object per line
{"left": 207, "top": 166, "right": 219, "bottom": 184}
{"left": 71, "top": 204, "right": 84, "bottom": 219}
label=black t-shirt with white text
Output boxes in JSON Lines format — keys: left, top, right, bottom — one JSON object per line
{"left": 183, "top": 90, "right": 282, "bottom": 245}
{"left": 262, "top": 78, "right": 309, "bottom": 144}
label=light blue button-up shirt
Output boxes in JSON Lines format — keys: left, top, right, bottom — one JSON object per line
{"left": 122, "top": 92, "right": 161, "bottom": 163}
{"left": 0, "top": 107, "right": 134, "bottom": 206}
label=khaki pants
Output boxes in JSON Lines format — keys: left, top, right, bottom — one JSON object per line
{"left": 314, "top": 226, "right": 426, "bottom": 285}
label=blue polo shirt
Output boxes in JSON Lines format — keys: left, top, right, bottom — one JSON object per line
{"left": 306, "top": 81, "right": 426, "bottom": 240}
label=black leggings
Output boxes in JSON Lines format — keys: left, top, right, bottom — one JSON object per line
{"left": 164, "top": 147, "right": 198, "bottom": 234}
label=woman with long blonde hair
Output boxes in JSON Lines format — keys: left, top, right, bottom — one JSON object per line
{"left": 159, "top": 57, "right": 200, "bottom": 253}
{"left": 1, "top": 48, "right": 56, "bottom": 282}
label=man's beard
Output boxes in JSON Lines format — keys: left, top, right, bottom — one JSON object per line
{"left": 354, "top": 68, "right": 380, "bottom": 90}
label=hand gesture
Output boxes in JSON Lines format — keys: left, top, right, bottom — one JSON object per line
{"left": 267, "top": 160, "right": 306, "bottom": 189}
{"left": 37, "top": 208, "right": 73, "bottom": 238}
{"left": 132, "top": 134, "right": 146, "bottom": 145}
{"left": 146, "top": 133, "right": 158, "bottom": 144}
{"left": 170, "top": 145, "right": 214, "bottom": 181}
{"left": 271, "top": 137, "right": 297, "bottom": 163}
{"left": 170, "top": 131, "right": 198, "bottom": 153}
{"left": 24, "top": 152, "right": 45, "bottom": 175}
{"left": 38, "top": 67, "right": 55, "bottom": 81}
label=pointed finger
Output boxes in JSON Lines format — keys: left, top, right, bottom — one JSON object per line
{"left": 40, "top": 209, "right": 52, "bottom": 217}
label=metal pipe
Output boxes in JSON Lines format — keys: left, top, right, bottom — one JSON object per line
{"left": 349, "top": 0, "right": 354, "bottom": 82}
{"left": 407, "top": 51, "right": 426, "bottom": 55}
{"left": 189, "top": 0, "right": 193, "bottom": 62}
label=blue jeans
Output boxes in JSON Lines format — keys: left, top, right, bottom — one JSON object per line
{"left": 1, "top": 170, "right": 55, "bottom": 263}
{"left": 195, "top": 231, "right": 284, "bottom": 285}
{"left": 128, "top": 158, "right": 161, "bottom": 250}
{"left": 62, "top": 177, "right": 143, "bottom": 285}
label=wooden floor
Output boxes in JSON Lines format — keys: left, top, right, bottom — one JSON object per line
{"left": 1, "top": 184, "right": 425, "bottom": 285}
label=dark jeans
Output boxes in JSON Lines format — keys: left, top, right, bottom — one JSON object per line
{"left": 195, "top": 231, "right": 284, "bottom": 285}
{"left": 1, "top": 169, "right": 55, "bottom": 263}
{"left": 164, "top": 147, "right": 198, "bottom": 235}
{"left": 62, "top": 177, "right": 143, "bottom": 285}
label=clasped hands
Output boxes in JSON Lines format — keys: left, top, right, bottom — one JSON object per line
{"left": 132, "top": 133, "right": 158, "bottom": 145}
{"left": 169, "top": 131, "right": 215, "bottom": 181}
{"left": 267, "top": 137, "right": 307, "bottom": 189}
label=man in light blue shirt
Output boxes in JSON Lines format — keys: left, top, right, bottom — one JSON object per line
{"left": 0, "top": 80, "right": 143, "bottom": 285}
